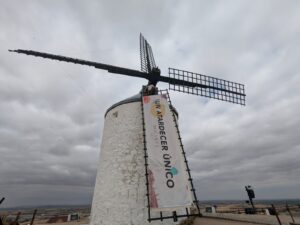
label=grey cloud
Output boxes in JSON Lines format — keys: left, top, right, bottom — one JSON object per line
{"left": 0, "top": 0, "right": 300, "bottom": 207}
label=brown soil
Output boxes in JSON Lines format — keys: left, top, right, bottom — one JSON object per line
{"left": 193, "top": 217, "right": 268, "bottom": 225}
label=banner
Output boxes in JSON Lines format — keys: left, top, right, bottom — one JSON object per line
{"left": 142, "top": 94, "right": 193, "bottom": 210}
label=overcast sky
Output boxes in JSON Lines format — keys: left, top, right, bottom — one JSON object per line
{"left": 1, "top": 0, "right": 300, "bottom": 208}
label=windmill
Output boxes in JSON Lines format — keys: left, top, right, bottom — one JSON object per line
{"left": 9, "top": 34, "right": 246, "bottom": 225}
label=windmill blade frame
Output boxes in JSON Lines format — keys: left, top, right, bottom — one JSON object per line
{"left": 9, "top": 35, "right": 246, "bottom": 106}
{"left": 9, "top": 49, "right": 150, "bottom": 80}
{"left": 140, "top": 33, "right": 157, "bottom": 73}
{"left": 168, "top": 67, "right": 246, "bottom": 105}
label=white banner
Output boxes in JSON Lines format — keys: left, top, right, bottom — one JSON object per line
{"left": 143, "top": 94, "right": 193, "bottom": 210}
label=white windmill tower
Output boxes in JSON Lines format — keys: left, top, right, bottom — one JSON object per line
{"left": 9, "top": 34, "right": 246, "bottom": 225}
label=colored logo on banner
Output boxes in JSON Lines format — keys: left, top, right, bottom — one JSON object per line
{"left": 143, "top": 96, "right": 150, "bottom": 104}
{"left": 170, "top": 167, "right": 178, "bottom": 176}
{"left": 151, "top": 101, "right": 166, "bottom": 117}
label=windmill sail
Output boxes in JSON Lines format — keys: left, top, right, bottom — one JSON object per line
{"left": 8, "top": 49, "right": 246, "bottom": 105}
{"left": 140, "top": 33, "right": 157, "bottom": 73}
{"left": 168, "top": 67, "right": 246, "bottom": 105}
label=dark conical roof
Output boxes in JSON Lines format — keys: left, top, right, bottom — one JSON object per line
{"left": 105, "top": 92, "right": 178, "bottom": 118}
{"left": 105, "top": 93, "right": 141, "bottom": 117}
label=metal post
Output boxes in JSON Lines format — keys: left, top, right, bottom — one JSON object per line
{"left": 172, "top": 211, "right": 178, "bottom": 222}
{"left": 140, "top": 92, "right": 151, "bottom": 222}
{"left": 30, "top": 209, "right": 38, "bottom": 225}
{"left": 14, "top": 212, "right": 21, "bottom": 225}
{"left": 245, "top": 186, "right": 255, "bottom": 213}
{"left": 271, "top": 204, "right": 282, "bottom": 225}
{"left": 286, "top": 204, "right": 295, "bottom": 223}
{"left": 0, "top": 198, "right": 6, "bottom": 225}
{"left": 249, "top": 198, "right": 255, "bottom": 212}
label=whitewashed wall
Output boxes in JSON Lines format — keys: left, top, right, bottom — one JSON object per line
{"left": 90, "top": 100, "right": 181, "bottom": 225}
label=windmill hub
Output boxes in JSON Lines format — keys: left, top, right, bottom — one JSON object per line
{"left": 150, "top": 67, "right": 161, "bottom": 77}
{"left": 147, "top": 67, "right": 161, "bottom": 86}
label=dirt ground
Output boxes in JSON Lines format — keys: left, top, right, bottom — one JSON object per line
{"left": 193, "top": 217, "right": 268, "bottom": 225}
{"left": 32, "top": 217, "right": 268, "bottom": 225}
{"left": 32, "top": 218, "right": 89, "bottom": 225}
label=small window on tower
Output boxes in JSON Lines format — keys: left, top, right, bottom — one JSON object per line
{"left": 112, "top": 111, "right": 118, "bottom": 118}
